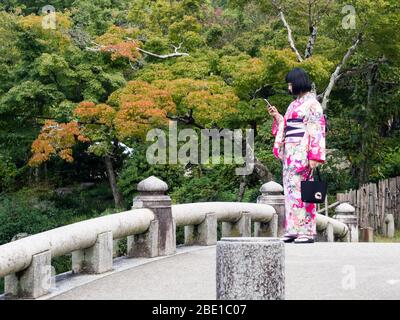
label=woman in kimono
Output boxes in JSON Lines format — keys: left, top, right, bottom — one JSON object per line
{"left": 267, "top": 68, "right": 326, "bottom": 243}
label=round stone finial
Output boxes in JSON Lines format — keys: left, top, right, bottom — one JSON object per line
{"left": 335, "top": 202, "right": 355, "bottom": 214}
{"left": 260, "top": 181, "right": 284, "bottom": 194}
{"left": 137, "top": 175, "right": 168, "bottom": 192}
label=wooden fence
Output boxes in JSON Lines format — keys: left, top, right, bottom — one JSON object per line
{"left": 336, "top": 176, "right": 400, "bottom": 234}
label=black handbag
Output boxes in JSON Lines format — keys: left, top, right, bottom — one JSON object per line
{"left": 301, "top": 167, "right": 327, "bottom": 203}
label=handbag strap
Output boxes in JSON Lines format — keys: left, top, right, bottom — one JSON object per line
{"left": 306, "top": 166, "right": 322, "bottom": 181}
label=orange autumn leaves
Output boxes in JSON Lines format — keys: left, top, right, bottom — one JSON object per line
{"left": 153, "top": 78, "right": 239, "bottom": 127}
{"left": 28, "top": 81, "right": 175, "bottom": 166}
{"left": 28, "top": 102, "right": 117, "bottom": 167}
{"left": 112, "top": 81, "right": 176, "bottom": 138}
{"left": 28, "top": 79, "right": 239, "bottom": 166}
{"left": 74, "top": 101, "right": 116, "bottom": 126}
{"left": 100, "top": 41, "right": 141, "bottom": 62}
{"left": 28, "top": 121, "right": 89, "bottom": 166}
{"left": 95, "top": 26, "right": 142, "bottom": 62}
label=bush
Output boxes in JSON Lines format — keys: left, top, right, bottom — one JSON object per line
{"left": 170, "top": 164, "right": 240, "bottom": 204}
{"left": 373, "top": 145, "right": 400, "bottom": 179}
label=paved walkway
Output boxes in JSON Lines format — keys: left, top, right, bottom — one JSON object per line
{"left": 44, "top": 243, "right": 400, "bottom": 300}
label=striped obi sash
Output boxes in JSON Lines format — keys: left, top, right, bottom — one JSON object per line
{"left": 284, "top": 118, "right": 305, "bottom": 142}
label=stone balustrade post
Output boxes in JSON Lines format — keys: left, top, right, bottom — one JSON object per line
{"left": 130, "top": 176, "right": 176, "bottom": 256}
{"left": 333, "top": 203, "right": 358, "bottom": 242}
{"left": 127, "top": 219, "right": 159, "bottom": 258}
{"left": 185, "top": 212, "right": 217, "bottom": 246}
{"left": 216, "top": 237, "right": 285, "bottom": 300}
{"left": 316, "top": 221, "right": 334, "bottom": 242}
{"left": 257, "top": 181, "right": 285, "bottom": 237}
{"left": 72, "top": 231, "right": 113, "bottom": 274}
{"left": 5, "top": 250, "right": 52, "bottom": 299}
{"left": 221, "top": 211, "right": 251, "bottom": 237}
{"left": 4, "top": 233, "right": 53, "bottom": 299}
{"left": 383, "top": 214, "right": 395, "bottom": 238}
{"left": 254, "top": 214, "right": 278, "bottom": 237}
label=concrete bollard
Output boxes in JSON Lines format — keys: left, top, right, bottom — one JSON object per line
{"left": 131, "top": 176, "right": 176, "bottom": 256}
{"left": 384, "top": 214, "right": 395, "bottom": 238}
{"left": 333, "top": 203, "right": 358, "bottom": 242}
{"left": 72, "top": 231, "right": 113, "bottom": 274}
{"left": 221, "top": 211, "right": 251, "bottom": 238}
{"left": 257, "top": 181, "right": 285, "bottom": 237}
{"left": 185, "top": 212, "right": 217, "bottom": 246}
{"left": 216, "top": 237, "right": 285, "bottom": 300}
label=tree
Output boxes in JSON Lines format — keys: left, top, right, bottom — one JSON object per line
{"left": 27, "top": 80, "right": 178, "bottom": 207}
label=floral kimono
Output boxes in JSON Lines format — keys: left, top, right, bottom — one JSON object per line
{"left": 271, "top": 91, "right": 326, "bottom": 237}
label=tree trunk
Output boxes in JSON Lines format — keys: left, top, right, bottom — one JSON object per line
{"left": 254, "top": 157, "right": 274, "bottom": 183}
{"left": 237, "top": 176, "right": 247, "bottom": 202}
{"left": 34, "top": 167, "right": 39, "bottom": 184}
{"left": 104, "top": 155, "right": 124, "bottom": 208}
{"left": 44, "top": 163, "right": 48, "bottom": 185}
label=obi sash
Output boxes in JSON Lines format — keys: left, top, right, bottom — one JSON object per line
{"left": 284, "top": 118, "right": 305, "bottom": 142}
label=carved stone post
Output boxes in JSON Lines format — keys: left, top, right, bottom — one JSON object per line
{"left": 316, "top": 221, "right": 334, "bottom": 242}
{"left": 257, "top": 181, "right": 285, "bottom": 237}
{"left": 383, "top": 214, "right": 395, "bottom": 238}
{"left": 221, "top": 211, "right": 251, "bottom": 238}
{"left": 130, "top": 176, "right": 176, "bottom": 256}
{"left": 5, "top": 250, "right": 52, "bottom": 299}
{"left": 72, "top": 231, "right": 113, "bottom": 274}
{"left": 185, "top": 212, "right": 217, "bottom": 246}
{"left": 254, "top": 214, "right": 278, "bottom": 237}
{"left": 333, "top": 203, "right": 358, "bottom": 242}
{"left": 4, "top": 233, "right": 54, "bottom": 299}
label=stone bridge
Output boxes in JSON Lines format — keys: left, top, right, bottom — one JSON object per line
{"left": 1, "top": 176, "right": 399, "bottom": 300}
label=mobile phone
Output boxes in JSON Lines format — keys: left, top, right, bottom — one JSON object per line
{"left": 263, "top": 98, "right": 273, "bottom": 108}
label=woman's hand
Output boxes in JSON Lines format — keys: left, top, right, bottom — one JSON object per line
{"left": 267, "top": 105, "right": 282, "bottom": 121}
{"left": 309, "top": 160, "right": 320, "bottom": 169}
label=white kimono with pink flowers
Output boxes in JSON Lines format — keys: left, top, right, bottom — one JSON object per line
{"left": 271, "top": 92, "right": 326, "bottom": 236}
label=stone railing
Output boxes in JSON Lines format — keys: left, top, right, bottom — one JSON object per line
{"left": 0, "top": 175, "right": 357, "bottom": 299}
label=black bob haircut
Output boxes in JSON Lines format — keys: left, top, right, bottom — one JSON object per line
{"left": 285, "top": 67, "right": 312, "bottom": 95}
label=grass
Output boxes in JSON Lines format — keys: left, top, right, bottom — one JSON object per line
{"left": 374, "top": 229, "right": 400, "bottom": 242}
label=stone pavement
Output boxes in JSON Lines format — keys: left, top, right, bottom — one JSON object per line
{"left": 44, "top": 243, "right": 400, "bottom": 300}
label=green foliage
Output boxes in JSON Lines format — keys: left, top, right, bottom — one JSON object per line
{"left": 117, "top": 142, "right": 186, "bottom": 199}
{"left": 70, "top": 0, "right": 130, "bottom": 36}
{"left": 0, "top": 0, "right": 75, "bottom": 14}
{"left": 170, "top": 163, "right": 241, "bottom": 204}
{"left": 375, "top": 229, "right": 400, "bottom": 243}
{"left": 0, "top": 153, "right": 18, "bottom": 191}
{"left": 136, "top": 50, "right": 218, "bottom": 81}
{"left": 52, "top": 255, "right": 72, "bottom": 276}
{"left": 0, "top": 190, "right": 67, "bottom": 245}
{"left": 0, "top": 183, "right": 114, "bottom": 245}
{"left": 372, "top": 144, "right": 400, "bottom": 180}
{"left": 205, "top": 24, "right": 224, "bottom": 47}
{"left": 0, "top": 182, "right": 115, "bottom": 294}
